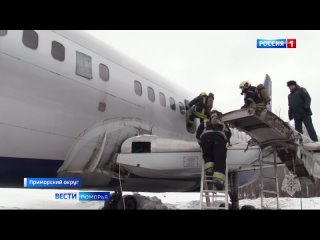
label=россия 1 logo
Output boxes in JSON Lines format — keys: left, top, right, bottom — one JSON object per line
{"left": 257, "top": 39, "right": 296, "bottom": 48}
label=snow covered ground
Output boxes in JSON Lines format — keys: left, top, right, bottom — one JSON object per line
{"left": 0, "top": 188, "right": 320, "bottom": 209}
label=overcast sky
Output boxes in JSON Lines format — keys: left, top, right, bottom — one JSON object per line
{"left": 86, "top": 30, "right": 320, "bottom": 134}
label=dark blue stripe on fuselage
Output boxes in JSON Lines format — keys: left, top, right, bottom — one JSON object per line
{"left": 0, "top": 156, "right": 260, "bottom": 189}
{"left": 0, "top": 157, "right": 63, "bottom": 187}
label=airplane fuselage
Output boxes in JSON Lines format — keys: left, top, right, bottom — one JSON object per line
{"left": 0, "top": 30, "right": 258, "bottom": 190}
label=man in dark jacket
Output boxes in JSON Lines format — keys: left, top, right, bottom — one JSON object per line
{"left": 287, "top": 80, "right": 318, "bottom": 142}
{"left": 196, "top": 110, "right": 231, "bottom": 190}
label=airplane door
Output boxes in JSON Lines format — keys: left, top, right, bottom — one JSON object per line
{"left": 185, "top": 99, "right": 196, "bottom": 134}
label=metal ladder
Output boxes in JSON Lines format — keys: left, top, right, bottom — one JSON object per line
{"left": 259, "top": 148, "right": 280, "bottom": 209}
{"left": 199, "top": 161, "right": 229, "bottom": 210}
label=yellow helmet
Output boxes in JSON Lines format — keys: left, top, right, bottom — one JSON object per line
{"left": 200, "top": 92, "right": 207, "bottom": 96}
{"left": 239, "top": 81, "right": 251, "bottom": 89}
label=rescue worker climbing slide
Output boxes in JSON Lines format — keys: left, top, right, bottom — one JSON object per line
{"left": 239, "top": 81, "right": 270, "bottom": 110}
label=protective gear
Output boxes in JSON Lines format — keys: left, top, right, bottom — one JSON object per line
{"left": 212, "top": 171, "right": 226, "bottom": 190}
{"left": 288, "top": 85, "right": 318, "bottom": 141}
{"left": 188, "top": 92, "right": 214, "bottom": 125}
{"left": 198, "top": 132, "right": 227, "bottom": 183}
{"left": 206, "top": 93, "right": 214, "bottom": 112}
{"left": 196, "top": 112, "right": 230, "bottom": 190}
{"left": 209, "top": 110, "right": 231, "bottom": 145}
{"left": 266, "top": 102, "right": 272, "bottom": 111}
{"left": 212, "top": 178, "right": 225, "bottom": 191}
{"left": 241, "top": 85, "right": 266, "bottom": 110}
{"left": 240, "top": 82, "right": 270, "bottom": 109}
{"left": 239, "top": 81, "right": 251, "bottom": 89}
{"left": 204, "top": 162, "right": 214, "bottom": 176}
{"left": 212, "top": 171, "right": 225, "bottom": 181}
{"left": 257, "top": 84, "right": 271, "bottom": 103}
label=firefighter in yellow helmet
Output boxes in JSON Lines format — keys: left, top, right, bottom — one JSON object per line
{"left": 187, "top": 92, "right": 214, "bottom": 128}
{"left": 239, "top": 81, "right": 270, "bottom": 110}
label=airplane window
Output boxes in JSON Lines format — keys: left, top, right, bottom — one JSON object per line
{"left": 159, "top": 92, "right": 166, "bottom": 107}
{"left": 134, "top": 80, "right": 142, "bottom": 96}
{"left": 99, "top": 64, "right": 109, "bottom": 81}
{"left": 51, "top": 41, "right": 65, "bottom": 62}
{"left": 76, "top": 51, "right": 92, "bottom": 80}
{"left": 169, "top": 97, "right": 176, "bottom": 111}
{"left": 147, "top": 87, "right": 155, "bottom": 102}
{"left": 0, "top": 30, "right": 7, "bottom": 36}
{"left": 179, "top": 102, "right": 186, "bottom": 115}
{"left": 22, "top": 30, "right": 38, "bottom": 50}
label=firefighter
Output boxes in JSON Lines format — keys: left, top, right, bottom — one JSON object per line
{"left": 187, "top": 92, "right": 214, "bottom": 128}
{"left": 239, "top": 81, "right": 270, "bottom": 110}
{"left": 287, "top": 80, "right": 318, "bottom": 142}
{"left": 196, "top": 110, "right": 231, "bottom": 190}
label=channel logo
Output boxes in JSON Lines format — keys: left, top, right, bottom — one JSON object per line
{"left": 55, "top": 192, "right": 78, "bottom": 200}
{"left": 54, "top": 191, "right": 110, "bottom": 201}
{"left": 257, "top": 39, "right": 296, "bottom": 48}
{"left": 79, "top": 192, "right": 110, "bottom": 201}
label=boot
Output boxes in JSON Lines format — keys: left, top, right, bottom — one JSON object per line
{"left": 204, "top": 162, "right": 214, "bottom": 177}
{"left": 212, "top": 178, "right": 225, "bottom": 191}
{"left": 212, "top": 172, "right": 226, "bottom": 190}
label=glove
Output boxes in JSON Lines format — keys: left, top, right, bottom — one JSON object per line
{"left": 266, "top": 102, "right": 271, "bottom": 111}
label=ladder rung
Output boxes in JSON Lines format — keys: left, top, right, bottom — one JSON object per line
{"left": 200, "top": 163, "right": 229, "bottom": 210}
{"left": 262, "top": 190, "right": 278, "bottom": 194}
{"left": 201, "top": 194, "right": 227, "bottom": 197}
{"left": 261, "top": 176, "right": 277, "bottom": 180}
{"left": 202, "top": 190, "right": 226, "bottom": 193}
{"left": 260, "top": 161, "right": 276, "bottom": 165}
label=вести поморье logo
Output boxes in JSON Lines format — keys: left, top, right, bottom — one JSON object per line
{"left": 257, "top": 39, "right": 296, "bottom": 48}
{"left": 55, "top": 192, "right": 110, "bottom": 201}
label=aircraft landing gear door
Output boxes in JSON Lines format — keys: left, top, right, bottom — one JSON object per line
{"left": 185, "top": 99, "right": 196, "bottom": 134}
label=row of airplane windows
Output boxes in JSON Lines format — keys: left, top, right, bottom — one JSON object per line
{"left": 0, "top": 30, "right": 110, "bottom": 81}
{"left": 134, "top": 80, "right": 186, "bottom": 115}
{"left": 0, "top": 30, "right": 187, "bottom": 116}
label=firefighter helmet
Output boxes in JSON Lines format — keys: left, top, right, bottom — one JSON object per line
{"left": 239, "top": 81, "right": 251, "bottom": 89}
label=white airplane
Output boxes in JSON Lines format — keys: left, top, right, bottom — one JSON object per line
{"left": 1, "top": 30, "right": 317, "bottom": 209}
